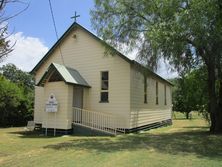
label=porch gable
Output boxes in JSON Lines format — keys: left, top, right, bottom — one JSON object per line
{"left": 37, "top": 63, "right": 91, "bottom": 88}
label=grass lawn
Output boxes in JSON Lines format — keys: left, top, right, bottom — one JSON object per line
{"left": 0, "top": 113, "right": 222, "bottom": 167}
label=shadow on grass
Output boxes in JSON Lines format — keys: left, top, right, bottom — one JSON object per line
{"left": 8, "top": 130, "right": 112, "bottom": 138}
{"left": 173, "top": 118, "right": 201, "bottom": 120}
{"left": 43, "top": 130, "right": 222, "bottom": 160}
{"left": 182, "top": 126, "right": 209, "bottom": 129}
{"left": 8, "top": 130, "right": 60, "bottom": 138}
{"left": 173, "top": 118, "right": 187, "bottom": 120}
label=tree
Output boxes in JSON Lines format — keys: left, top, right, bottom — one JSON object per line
{"left": 172, "top": 67, "right": 208, "bottom": 119}
{"left": 91, "top": 0, "right": 222, "bottom": 133}
{"left": 0, "top": 0, "right": 29, "bottom": 61}
{"left": 0, "top": 64, "right": 34, "bottom": 126}
{"left": 0, "top": 76, "right": 24, "bottom": 126}
{"left": 0, "top": 63, "right": 34, "bottom": 91}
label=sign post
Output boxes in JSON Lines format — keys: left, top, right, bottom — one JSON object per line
{"left": 45, "top": 94, "right": 58, "bottom": 136}
{"left": 54, "top": 112, "right": 56, "bottom": 136}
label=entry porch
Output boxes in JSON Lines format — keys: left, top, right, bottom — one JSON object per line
{"left": 36, "top": 63, "right": 126, "bottom": 135}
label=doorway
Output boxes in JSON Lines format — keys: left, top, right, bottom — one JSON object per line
{"left": 73, "top": 86, "right": 83, "bottom": 123}
{"left": 73, "top": 86, "right": 83, "bottom": 108}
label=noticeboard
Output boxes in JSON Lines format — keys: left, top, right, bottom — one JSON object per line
{"left": 45, "top": 94, "right": 58, "bottom": 112}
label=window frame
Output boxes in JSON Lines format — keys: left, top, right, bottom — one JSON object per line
{"left": 144, "top": 75, "right": 147, "bottom": 104}
{"left": 156, "top": 81, "right": 159, "bottom": 105}
{"left": 100, "top": 71, "right": 109, "bottom": 103}
{"left": 164, "top": 84, "right": 167, "bottom": 105}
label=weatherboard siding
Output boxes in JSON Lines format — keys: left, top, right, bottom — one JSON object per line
{"left": 33, "top": 86, "right": 44, "bottom": 124}
{"left": 34, "top": 27, "right": 131, "bottom": 129}
{"left": 42, "top": 81, "right": 71, "bottom": 129}
{"left": 130, "top": 66, "right": 172, "bottom": 128}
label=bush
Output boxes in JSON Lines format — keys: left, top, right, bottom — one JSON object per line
{"left": 0, "top": 76, "right": 24, "bottom": 126}
{"left": 0, "top": 64, "right": 34, "bottom": 126}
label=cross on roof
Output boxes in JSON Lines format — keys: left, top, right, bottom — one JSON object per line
{"left": 71, "top": 11, "right": 80, "bottom": 22}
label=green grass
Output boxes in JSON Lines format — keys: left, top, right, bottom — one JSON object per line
{"left": 0, "top": 113, "right": 222, "bottom": 167}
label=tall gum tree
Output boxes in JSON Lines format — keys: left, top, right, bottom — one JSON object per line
{"left": 91, "top": 0, "right": 222, "bottom": 133}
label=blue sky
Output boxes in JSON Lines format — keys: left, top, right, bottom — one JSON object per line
{"left": 1, "top": 0, "right": 177, "bottom": 78}
{"left": 6, "top": 0, "right": 94, "bottom": 48}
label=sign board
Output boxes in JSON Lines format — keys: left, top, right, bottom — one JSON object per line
{"left": 45, "top": 94, "right": 58, "bottom": 112}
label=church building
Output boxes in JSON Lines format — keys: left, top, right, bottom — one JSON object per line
{"left": 31, "top": 22, "right": 173, "bottom": 135}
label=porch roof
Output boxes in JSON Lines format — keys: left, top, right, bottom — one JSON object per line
{"left": 37, "top": 63, "right": 91, "bottom": 87}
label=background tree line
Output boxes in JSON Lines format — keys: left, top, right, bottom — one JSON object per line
{"left": 171, "top": 66, "right": 209, "bottom": 120}
{"left": 0, "top": 64, "right": 34, "bottom": 126}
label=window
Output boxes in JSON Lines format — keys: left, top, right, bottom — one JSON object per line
{"left": 100, "top": 71, "right": 109, "bottom": 102}
{"left": 164, "top": 85, "right": 167, "bottom": 105}
{"left": 156, "top": 81, "right": 158, "bottom": 105}
{"left": 144, "top": 75, "right": 147, "bottom": 103}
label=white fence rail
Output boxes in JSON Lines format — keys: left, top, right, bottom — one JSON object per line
{"left": 72, "top": 107, "right": 125, "bottom": 135}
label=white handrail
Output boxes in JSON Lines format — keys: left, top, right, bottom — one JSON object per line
{"left": 72, "top": 107, "right": 125, "bottom": 135}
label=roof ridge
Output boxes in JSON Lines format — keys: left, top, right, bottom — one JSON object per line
{"left": 30, "top": 22, "right": 133, "bottom": 74}
{"left": 31, "top": 22, "right": 173, "bottom": 86}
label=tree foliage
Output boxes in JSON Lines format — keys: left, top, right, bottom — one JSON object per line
{"left": 91, "top": 0, "right": 222, "bottom": 133}
{"left": 172, "top": 67, "right": 208, "bottom": 119}
{"left": 0, "top": 64, "right": 34, "bottom": 126}
{"left": 0, "top": 63, "right": 34, "bottom": 91}
{"left": 91, "top": 0, "right": 221, "bottom": 70}
{"left": 0, "top": 76, "right": 23, "bottom": 126}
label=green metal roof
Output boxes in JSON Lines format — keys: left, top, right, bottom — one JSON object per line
{"left": 37, "top": 63, "right": 90, "bottom": 87}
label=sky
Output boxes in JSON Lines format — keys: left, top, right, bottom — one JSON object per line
{"left": 0, "top": 0, "right": 177, "bottom": 78}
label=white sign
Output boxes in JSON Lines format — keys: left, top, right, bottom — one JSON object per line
{"left": 45, "top": 94, "right": 58, "bottom": 112}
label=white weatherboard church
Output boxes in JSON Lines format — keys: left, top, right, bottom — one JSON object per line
{"left": 31, "top": 22, "right": 173, "bottom": 135}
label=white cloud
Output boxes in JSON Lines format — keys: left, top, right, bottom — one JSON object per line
{"left": 156, "top": 59, "right": 178, "bottom": 79}
{"left": 124, "top": 50, "right": 178, "bottom": 79}
{"left": 0, "top": 32, "right": 48, "bottom": 72}
{"left": 125, "top": 48, "right": 138, "bottom": 60}
{"left": 0, "top": 32, "right": 178, "bottom": 79}
{"left": 118, "top": 42, "right": 178, "bottom": 79}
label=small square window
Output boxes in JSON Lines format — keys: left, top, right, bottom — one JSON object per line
{"left": 102, "top": 72, "right": 108, "bottom": 80}
{"left": 100, "top": 92, "right": 109, "bottom": 102}
{"left": 101, "top": 80, "right": 109, "bottom": 90}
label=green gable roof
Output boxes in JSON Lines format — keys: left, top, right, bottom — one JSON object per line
{"left": 37, "top": 63, "right": 90, "bottom": 87}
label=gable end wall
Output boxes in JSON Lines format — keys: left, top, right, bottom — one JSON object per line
{"left": 34, "top": 27, "right": 131, "bottom": 129}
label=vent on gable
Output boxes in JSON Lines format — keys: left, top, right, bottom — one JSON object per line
{"left": 72, "top": 34, "right": 77, "bottom": 39}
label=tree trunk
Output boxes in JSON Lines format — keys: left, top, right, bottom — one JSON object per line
{"left": 217, "top": 80, "right": 222, "bottom": 131}
{"left": 208, "top": 59, "right": 216, "bottom": 132}
{"left": 208, "top": 60, "right": 222, "bottom": 133}
{"left": 186, "top": 112, "right": 189, "bottom": 119}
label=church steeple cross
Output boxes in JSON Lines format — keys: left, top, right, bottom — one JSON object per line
{"left": 71, "top": 11, "right": 80, "bottom": 22}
